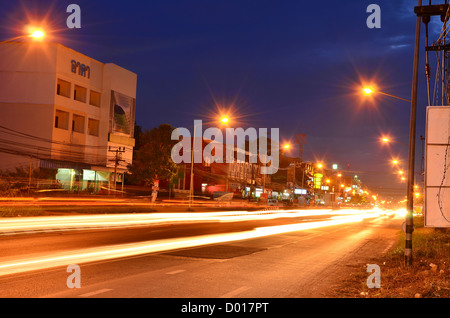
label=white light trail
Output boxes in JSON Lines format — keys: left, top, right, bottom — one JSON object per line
{"left": 0, "top": 208, "right": 396, "bottom": 234}
{"left": 0, "top": 208, "right": 397, "bottom": 276}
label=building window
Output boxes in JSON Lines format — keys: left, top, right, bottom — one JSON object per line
{"left": 56, "top": 79, "right": 71, "bottom": 98}
{"left": 74, "top": 85, "right": 87, "bottom": 103}
{"left": 72, "top": 114, "right": 85, "bottom": 134}
{"left": 88, "top": 118, "right": 99, "bottom": 136}
{"left": 55, "top": 110, "right": 69, "bottom": 130}
{"left": 89, "top": 90, "right": 101, "bottom": 107}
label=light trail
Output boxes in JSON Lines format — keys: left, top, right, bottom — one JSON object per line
{"left": 0, "top": 208, "right": 400, "bottom": 234}
{"left": 0, "top": 208, "right": 403, "bottom": 276}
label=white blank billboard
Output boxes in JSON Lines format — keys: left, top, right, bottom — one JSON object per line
{"left": 425, "top": 106, "right": 450, "bottom": 227}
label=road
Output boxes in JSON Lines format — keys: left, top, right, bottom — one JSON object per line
{"left": 0, "top": 207, "right": 404, "bottom": 298}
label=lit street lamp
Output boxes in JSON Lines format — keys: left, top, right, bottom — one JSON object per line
{"left": 363, "top": 86, "right": 411, "bottom": 103}
{"left": 188, "top": 115, "right": 230, "bottom": 210}
{"left": 361, "top": 75, "right": 418, "bottom": 266}
{"left": 220, "top": 116, "right": 229, "bottom": 124}
{"left": 380, "top": 135, "right": 408, "bottom": 147}
{"left": 1, "top": 26, "right": 46, "bottom": 43}
{"left": 29, "top": 28, "right": 45, "bottom": 40}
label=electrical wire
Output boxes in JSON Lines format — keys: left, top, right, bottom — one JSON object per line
{"left": 0, "top": 124, "right": 108, "bottom": 149}
{"left": 0, "top": 121, "right": 135, "bottom": 168}
{"left": 437, "top": 135, "right": 450, "bottom": 223}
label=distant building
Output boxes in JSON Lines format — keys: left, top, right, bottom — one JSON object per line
{"left": 0, "top": 42, "right": 137, "bottom": 193}
{"left": 167, "top": 138, "right": 270, "bottom": 199}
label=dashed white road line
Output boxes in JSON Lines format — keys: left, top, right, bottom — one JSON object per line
{"left": 382, "top": 241, "right": 395, "bottom": 254}
{"left": 166, "top": 269, "right": 186, "bottom": 275}
{"left": 78, "top": 288, "right": 113, "bottom": 297}
{"left": 220, "top": 286, "right": 251, "bottom": 298}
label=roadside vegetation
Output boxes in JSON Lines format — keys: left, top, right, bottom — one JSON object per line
{"left": 335, "top": 216, "right": 450, "bottom": 298}
{"left": 0, "top": 206, "right": 45, "bottom": 217}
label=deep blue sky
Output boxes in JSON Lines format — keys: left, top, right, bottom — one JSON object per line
{"left": 0, "top": 0, "right": 439, "bottom": 198}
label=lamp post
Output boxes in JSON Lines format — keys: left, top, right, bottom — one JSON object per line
{"left": 380, "top": 136, "right": 409, "bottom": 147}
{"left": 363, "top": 87, "right": 411, "bottom": 103}
{"left": 1, "top": 27, "right": 46, "bottom": 44}
{"left": 361, "top": 52, "right": 420, "bottom": 266}
{"left": 281, "top": 143, "right": 299, "bottom": 197}
{"left": 188, "top": 116, "right": 230, "bottom": 210}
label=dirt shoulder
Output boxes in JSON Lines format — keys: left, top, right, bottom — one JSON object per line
{"left": 330, "top": 216, "right": 450, "bottom": 298}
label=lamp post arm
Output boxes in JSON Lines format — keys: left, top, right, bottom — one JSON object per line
{"left": 378, "top": 91, "right": 411, "bottom": 103}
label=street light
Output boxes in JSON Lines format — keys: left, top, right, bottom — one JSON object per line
{"left": 380, "top": 135, "right": 408, "bottom": 147}
{"left": 363, "top": 87, "right": 373, "bottom": 95}
{"left": 361, "top": 79, "right": 417, "bottom": 265}
{"left": 1, "top": 26, "right": 47, "bottom": 43}
{"left": 29, "top": 28, "right": 45, "bottom": 40}
{"left": 362, "top": 86, "right": 411, "bottom": 103}
{"left": 188, "top": 115, "right": 230, "bottom": 210}
{"left": 220, "top": 116, "right": 229, "bottom": 124}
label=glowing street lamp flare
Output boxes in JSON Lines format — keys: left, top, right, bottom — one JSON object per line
{"left": 220, "top": 116, "right": 229, "bottom": 124}
{"left": 283, "top": 144, "right": 290, "bottom": 150}
{"left": 361, "top": 86, "right": 411, "bottom": 103}
{"left": 363, "top": 87, "right": 373, "bottom": 95}
{"left": 381, "top": 136, "right": 408, "bottom": 147}
{"left": 29, "top": 29, "right": 45, "bottom": 40}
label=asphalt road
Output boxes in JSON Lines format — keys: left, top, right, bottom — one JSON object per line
{"left": 0, "top": 208, "right": 403, "bottom": 298}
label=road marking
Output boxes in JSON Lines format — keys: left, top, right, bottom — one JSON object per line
{"left": 382, "top": 241, "right": 395, "bottom": 254}
{"left": 220, "top": 286, "right": 251, "bottom": 298}
{"left": 79, "top": 288, "right": 112, "bottom": 297}
{"left": 166, "top": 269, "right": 185, "bottom": 275}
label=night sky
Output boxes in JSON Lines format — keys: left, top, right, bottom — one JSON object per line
{"left": 0, "top": 0, "right": 439, "bottom": 199}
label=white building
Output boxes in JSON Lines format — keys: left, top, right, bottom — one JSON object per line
{"left": 0, "top": 41, "right": 137, "bottom": 193}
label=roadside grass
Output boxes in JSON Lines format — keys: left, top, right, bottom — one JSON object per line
{"left": 334, "top": 216, "right": 450, "bottom": 298}
{"left": 0, "top": 206, "right": 46, "bottom": 217}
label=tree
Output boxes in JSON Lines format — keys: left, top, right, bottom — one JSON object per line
{"left": 127, "top": 124, "right": 178, "bottom": 187}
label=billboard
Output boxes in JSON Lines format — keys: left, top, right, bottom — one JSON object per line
{"left": 424, "top": 106, "right": 450, "bottom": 227}
{"left": 314, "top": 173, "right": 323, "bottom": 189}
{"left": 111, "top": 91, "right": 135, "bottom": 135}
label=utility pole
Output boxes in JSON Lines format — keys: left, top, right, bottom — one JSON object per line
{"left": 109, "top": 146, "right": 126, "bottom": 197}
{"left": 410, "top": 0, "right": 450, "bottom": 266}
{"left": 293, "top": 159, "right": 296, "bottom": 189}
{"left": 405, "top": 0, "right": 422, "bottom": 266}
{"left": 28, "top": 155, "right": 32, "bottom": 194}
